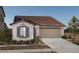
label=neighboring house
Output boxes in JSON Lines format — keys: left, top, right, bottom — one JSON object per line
{"left": 0, "top": 6, "right": 7, "bottom": 31}
{"left": 10, "top": 16, "right": 65, "bottom": 41}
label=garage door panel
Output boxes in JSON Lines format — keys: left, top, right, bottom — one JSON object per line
{"left": 40, "top": 29, "right": 61, "bottom": 38}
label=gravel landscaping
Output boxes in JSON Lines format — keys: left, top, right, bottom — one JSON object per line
{"left": 0, "top": 44, "right": 51, "bottom": 50}
{"left": 0, "top": 44, "right": 56, "bottom": 53}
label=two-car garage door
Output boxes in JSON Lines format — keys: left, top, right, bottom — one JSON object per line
{"left": 39, "top": 29, "right": 61, "bottom": 38}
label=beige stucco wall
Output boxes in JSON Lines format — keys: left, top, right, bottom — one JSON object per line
{"left": 61, "top": 27, "right": 64, "bottom": 35}
{"left": 34, "top": 25, "right": 40, "bottom": 37}
{"left": 12, "top": 21, "right": 34, "bottom": 41}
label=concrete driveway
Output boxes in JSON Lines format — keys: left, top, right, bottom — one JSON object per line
{"left": 42, "top": 38, "right": 79, "bottom": 53}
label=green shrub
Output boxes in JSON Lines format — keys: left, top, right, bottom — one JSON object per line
{"left": 62, "top": 35, "right": 67, "bottom": 39}
{"left": 11, "top": 40, "right": 17, "bottom": 44}
{"left": 5, "top": 29, "right": 12, "bottom": 41}
{"left": 31, "top": 37, "right": 41, "bottom": 44}
{"left": 11, "top": 40, "right": 31, "bottom": 44}
{"left": 17, "top": 40, "right": 24, "bottom": 44}
{"left": 68, "top": 36, "right": 71, "bottom": 39}
{"left": 0, "top": 29, "right": 12, "bottom": 44}
{"left": 0, "top": 30, "right": 6, "bottom": 42}
{"left": 31, "top": 39, "right": 36, "bottom": 44}
{"left": 24, "top": 40, "right": 31, "bottom": 44}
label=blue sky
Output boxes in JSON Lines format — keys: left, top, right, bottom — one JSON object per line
{"left": 3, "top": 6, "right": 79, "bottom": 27}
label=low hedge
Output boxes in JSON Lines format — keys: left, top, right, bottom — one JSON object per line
{"left": 11, "top": 40, "right": 31, "bottom": 44}
{"left": 0, "top": 34, "right": 42, "bottom": 44}
{"left": 11, "top": 37, "right": 42, "bottom": 44}
{"left": 62, "top": 35, "right": 67, "bottom": 39}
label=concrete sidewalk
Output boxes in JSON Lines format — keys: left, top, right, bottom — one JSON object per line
{"left": 42, "top": 38, "right": 79, "bottom": 53}
{"left": 0, "top": 49, "right": 53, "bottom": 53}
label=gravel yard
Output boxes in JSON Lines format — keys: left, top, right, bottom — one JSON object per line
{"left": 0, "top": 44, "right": 51, "bottom": 50}
{"left": 0, "top": 44, "right": 55, "bottom": 53}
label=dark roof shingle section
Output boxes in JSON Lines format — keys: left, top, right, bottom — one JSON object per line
{"left": 0, "top": 6, "right": 5, "bottom": 17}
{"left": 13, "top": 16, "right": 65, "bottom": 27}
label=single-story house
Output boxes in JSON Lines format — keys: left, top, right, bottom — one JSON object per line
{"left": 10, "top": 16, "right": 65, "bottom": 41}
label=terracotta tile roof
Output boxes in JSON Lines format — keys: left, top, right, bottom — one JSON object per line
{"left": 12, "top": 16, "right": 65, "bottom": 27}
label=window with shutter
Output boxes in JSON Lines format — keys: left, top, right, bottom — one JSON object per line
{"left": 20, "top": 26, "right": 26, "bottom": 37}
{"left": 26, "top": 27, "right": 29, "bottom": 37}
{"left": 17, "top": 27, "right": 20, "bottom": 37}
{"left": 17, "top": 26, "right": 29, "bottom": 38}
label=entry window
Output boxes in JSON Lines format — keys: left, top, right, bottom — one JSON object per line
{"left": 20, "top": 27, "right": 26, "bottom": 37}
{"left": 17, "top": 26, "right": 29, "bottom": 38}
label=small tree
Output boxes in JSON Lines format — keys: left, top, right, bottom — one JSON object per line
{"left": 5, "top": 29, "right": 12, "bottom": 44}
{"left": 68, "top": 16, "right": 78, "bottom": 41}
{"left": 0, "top": 30, "right": 6, "bottom": 42}
{"left": 64, "top": 27, "right": 72, "bottom": 33}
{"left": 0, "top": 29, "right": 12, "bottom": 45}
